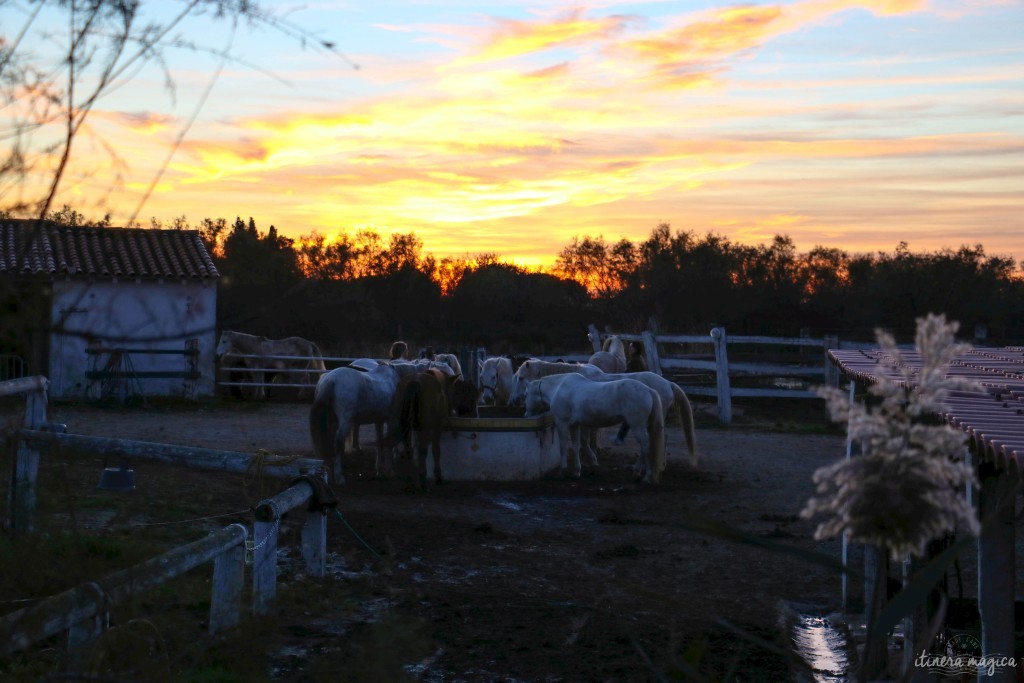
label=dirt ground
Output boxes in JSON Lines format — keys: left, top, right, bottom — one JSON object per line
{"left": 7, "top": 398, "right": 852, "bottom": 682}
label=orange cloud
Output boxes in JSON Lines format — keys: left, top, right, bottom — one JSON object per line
{"left": 624, "top": 5, "right": 785, "bottom": 63}
{"left": 616, "top": 0, "right": 930, "bottom": 88}
{"left": 456, "top": 9, "right": 630, "bottom": 66}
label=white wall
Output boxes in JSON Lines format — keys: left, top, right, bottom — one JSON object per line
{"left": 49, "top": 279, "right": 217, "bottom": 399}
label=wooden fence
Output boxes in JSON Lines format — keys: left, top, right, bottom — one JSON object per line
{"left": 585, "top": 324, "right": 847, "bottom": 422}
{"left": 86, "top": 341, "right": 200, "bottom": 401}
{"left": 212, "top": 327, "right": 855, "bottom": 423}
{"left": 0, "top": 376, "right": 333, "bottom": 659}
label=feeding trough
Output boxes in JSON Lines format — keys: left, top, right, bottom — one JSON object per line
{"left": 427, "top": 406, "right": 558, "bottom": 481}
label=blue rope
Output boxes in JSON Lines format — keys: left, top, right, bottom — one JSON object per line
{"left": 333, "top": 508, "right": 384, "bottom": 561}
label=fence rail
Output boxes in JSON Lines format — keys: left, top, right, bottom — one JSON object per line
{"left": 1, "top": 376, "right": 333, "bottom": 659}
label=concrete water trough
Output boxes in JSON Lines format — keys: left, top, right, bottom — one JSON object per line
{"left": 427, "top": 406, "right": 559, "bottom": 481}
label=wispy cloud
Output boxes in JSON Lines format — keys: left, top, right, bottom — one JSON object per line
{"left": 44, "top": 0, "right": 1023, "bottom": 264}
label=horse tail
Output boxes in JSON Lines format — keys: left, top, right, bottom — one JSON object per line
{"left": 309, "top": 380, "right": 335, "bottom": 462}
{"left": 670, "top": 381, "right": 698, "bottom": 467}
{"left": 648, "top": 390, "right": 666, "bottom": 484}
{"left": 393, "top": 381, "right": 422, "bottom": 443}
{"left": 309, "top": 342, "right": 327, "bottom": 372}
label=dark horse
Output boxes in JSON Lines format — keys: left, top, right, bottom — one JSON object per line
{"left": 385, "top": 370, "right": 456, "bottom": 490}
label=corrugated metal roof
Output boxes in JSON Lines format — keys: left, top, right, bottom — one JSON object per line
{"left": 0, "top": 222, "right": 219, "bottom": 280}
{"left": 829, "top": 347, "right": 1024, "bottom": 475}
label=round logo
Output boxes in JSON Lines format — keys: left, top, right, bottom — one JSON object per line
{"left": 946, "top": 634, "right": 982, "bottom": 659}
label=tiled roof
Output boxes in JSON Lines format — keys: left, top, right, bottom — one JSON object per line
{"left": 829, "top": 347, "right": 1024, "bottom": 475}
{"left": 0, "top": 222, "right": 219, "bottom": 280}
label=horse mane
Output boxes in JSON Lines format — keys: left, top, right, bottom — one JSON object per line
{"left": 520, "top": 359, "right": 587, "bottom": 379}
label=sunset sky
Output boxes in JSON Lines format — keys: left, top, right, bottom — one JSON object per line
{"left": 7, "top": 0, "right": 1023, "bottom": 267}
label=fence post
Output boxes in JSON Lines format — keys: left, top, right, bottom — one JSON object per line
{"left": 252, "top": 507, "right": 281, "bottom": 616}
{"left": 301, "top": 473, "right": 328, "bottom": 579}
{"left": 823, "top": 335, "right": 839, "bottom": 389}
{"left": 5, "top": 377, "right": 48, "bottom": 534}
{"left": 641, "top": 331, "right": 662, "bottom": 376}
{"left": 587, "top": 324, "right": 602, "bottom": 353}
{"left": 210, "top": 523, "right": 248, "bottom": 634}
{"left": 710, "top": 328, "right": 732, "bottom": 423}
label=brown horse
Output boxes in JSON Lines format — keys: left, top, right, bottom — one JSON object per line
{"left": 216, "top": 330, "right": 326, "bottom": 400}
{"left": 384, "top": 370, "right": 457, "bottom": 490}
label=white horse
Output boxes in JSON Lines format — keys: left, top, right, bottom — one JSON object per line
{"left": 216, "top": 330, "right": 326, "bottom": 400}
{"left": 524, "top": 373, "right": 666, "bottom": 484}
{"left": 587, "top": 371, "right": 697, "bottom": 467}
{"left": 477, "top": 356, "right": 515, "bottom": 406}
{"left": 433, "top": 353, "right": 463, "bottom": 378}
{"left": 587, "top": 335, "right": 627, "bottom": 374}
{"left": 508, "top": 359, "right": 605, "bottom": 406}
{"left": 309, "top": 362, "right": 425, "bottom": 485}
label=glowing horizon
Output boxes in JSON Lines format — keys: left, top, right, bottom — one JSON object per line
{"left": 4, "top": 0, "right": 1022, "bottom": 267}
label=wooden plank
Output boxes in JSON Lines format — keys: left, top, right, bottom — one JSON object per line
{"left": 719, "top": 334, "right": 827, "bottom": 347}
{"left": 86, "top": 348, "right": 198, "bottom": 355}
{"left": 729, "top": 388, "right": 820, "bottom": 399}
{"left": 0, "top": 376, "right": 48, "bottom": 398}
{"left": 660, "top": 358, "right": 719, "bottom": 372}
{"left": 19, "top": 431, "right": 321, "bottom": 479}
{"left": 217, "top": 366, "right": 320, "bottom": 375}
{"left": 722, "top": 363, "right": 825, "bottom": 377}
{"left": 641, "top": 333, "right": 711, "bottom": 345}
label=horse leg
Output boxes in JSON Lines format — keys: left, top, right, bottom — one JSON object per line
{"left": 350, "top": 422, "right": 362, "bottom": 452}
{"left": 633, "top": 428, "right": 652, "bottom": 483}
{"left": 431, "top": 429, "right": 443, "bottom": 485}
{"left": 568, "top": 424, "right": 583, "bottom": 478}
{"left": 555, "top": 421, "right": 572, "bottom": 476}
{"left": 374, "top": 421, "right": 393, "bottom": 479}
{"left": 416, "top": 432, "right": 431, "bottom": 491}
{"left": 331, "top": 417, "right": 351, "bottom": 486}
{"left": 579, "top": 427, "right": 599, "bottom": 472}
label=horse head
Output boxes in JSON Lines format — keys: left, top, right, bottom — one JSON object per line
{"left": 214, "top": 330, "right": 233, "bottom": 360}
{"left": 523, "top": 380, "right": 549, "bottom": 417}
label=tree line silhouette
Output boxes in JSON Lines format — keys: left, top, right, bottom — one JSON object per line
{"left": 30, "top": 209, "right": 1024, "bottom": 354}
